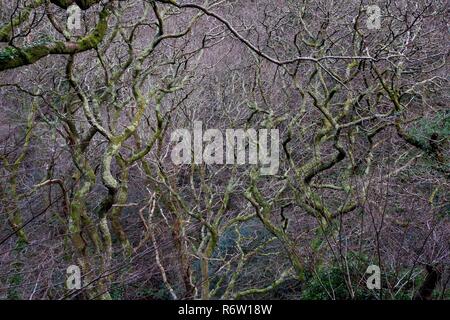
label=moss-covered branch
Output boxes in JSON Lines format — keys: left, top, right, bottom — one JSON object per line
{"left": 0, "top": 0, "right": 45, "bottom": 42}
{"left": 0, "top": 5, "right": 111, "bottom": 71}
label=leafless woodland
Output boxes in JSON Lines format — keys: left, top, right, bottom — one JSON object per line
{"left": 0, "top": 0, "right": 449, "bottom": 300}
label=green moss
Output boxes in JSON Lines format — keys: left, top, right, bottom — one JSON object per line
{"left": 24, "top": 45, "right": 51, "bottom": 62}
{"left": 110, "top": 284, "right": 125, "bottom": 300}
{"left": 409, "top": 111, "right": 450, "bottom": 148}
{"left": 7, "top": 261, "right": 24, "bottom": 300}
{"left": 135, "top": 284, "right": 172, "bottom": 300}
{"left": 15, "top": 237, "right": 27, "bottom": 253}
{"left": 302, "top": 253, "right": 367, "bottom": 299}
{"left": 0, "top": 0, "right": 45, "bottom": 41}
{"left": 0, "top": 6, "right": 110, "bottom": 71}
{"left": 77, "top": 8, "right": 110, "bottom": 50}
{"left": 0, "top": 45, "right": 51, "bottom": 71}
{"left": 0, "top": 46, "right": 19, "bottom": 60}
{"left": 347, "top": 60, "right": 359, "bottom": 69}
